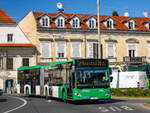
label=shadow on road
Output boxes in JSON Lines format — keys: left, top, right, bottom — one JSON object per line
{"left": 20, "top": 95, "right": 126, "bottom": 105}
{"left": 0, "top": 98, "right": 7, "bottom": 103}
{"left": 69, "top": 99, "right": 126, "bottom": 105}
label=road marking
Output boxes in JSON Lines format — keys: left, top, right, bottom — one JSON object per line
{"left": 109, "top": 106, "right": 122, "bottom": 112}
{"left": 121, "top": 106, "right": 134, "bottom": 111}
{"left": 98, "top": 107, "right": 109, "bottom": 112}
{"left": 4, "top": 96, "right": 27, "bottom": 113}
{"left": 47, "top": 100, "right": 52, "bottom": 103}
{"left": 98, "top": 105, "right": 134, "bottom": 112}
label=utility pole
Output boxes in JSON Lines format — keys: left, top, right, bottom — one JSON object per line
{"left": 97, "top": 0, "right": 102, "bottom": 59}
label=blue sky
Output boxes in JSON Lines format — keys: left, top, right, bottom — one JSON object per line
{"left": 1, "top": 0, "right": 150, "bottom": 22}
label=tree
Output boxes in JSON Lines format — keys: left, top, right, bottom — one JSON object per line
{"left": 112, "top": 10, "right": 119, "bottom": 16}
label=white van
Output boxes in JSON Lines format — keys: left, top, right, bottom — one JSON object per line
{"left": 110, "top": 71, "right": 148, "bottom": 89}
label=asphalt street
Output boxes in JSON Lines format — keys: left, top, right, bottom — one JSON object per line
{"left": 0, "top": 95, "right": 150, "bottom": 113}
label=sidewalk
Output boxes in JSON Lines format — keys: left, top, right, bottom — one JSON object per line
{"left": 111, "top": 96, "right": 150, "bottom": 100}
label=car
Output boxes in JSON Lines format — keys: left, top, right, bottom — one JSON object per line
{"left": 0, "top": 89, "right": 3, "bottom": 96}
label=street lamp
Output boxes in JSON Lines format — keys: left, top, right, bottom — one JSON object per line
{"left": 97, "top": 0, "right": 102, "bottom": 59}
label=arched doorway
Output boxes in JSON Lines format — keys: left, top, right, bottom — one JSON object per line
{"left": 5, "top": 79, "right": 14, "bottom": 93}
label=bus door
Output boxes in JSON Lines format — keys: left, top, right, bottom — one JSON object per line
{"left": 31, "top": 80, "right": 36, "bottom": 94}
{"left": 68, "top": 72, "right": 75, "bottom": 97}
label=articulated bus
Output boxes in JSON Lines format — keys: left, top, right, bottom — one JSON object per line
{"left": 17, "top": 59, "right": 112, "bottom": 101}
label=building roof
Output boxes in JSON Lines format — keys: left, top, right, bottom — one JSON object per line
{"left": 33, "top": 11, "right": 150, "bottom": 32}
{"left": 0, "top": 44, "right": 34, "bottom": 47}
{"left": 0, "top": 8, "right": 16, "bottom": 23}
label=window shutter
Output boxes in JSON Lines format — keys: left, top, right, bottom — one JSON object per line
{"left": 93, "top": 43, "right": 98, "bottom": 58}
{"left": 41, "top": 41, "right": 51, "bottom": 58}
{"left": 71, "top": 41, "right": 81, "bottom": 57}
{"left": 128, "top": 44, "right": 136, "bottom": 50}
{"left": 107, "top": 43, "right": 114, "bottom": 57}
{"left": 56, "top": 41, "right": 66, "bottom": 58}
{"left": 88, "top": 42, "right": 97, "bottom": 58}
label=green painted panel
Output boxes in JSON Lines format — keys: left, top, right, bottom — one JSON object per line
{"left": 18, "top": 60, "right": 73, "bottom": 71}
{"left": 72, "top": 88, "right": 111, "bottom": 100}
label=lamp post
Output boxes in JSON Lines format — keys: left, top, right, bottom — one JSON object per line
{"left": 97, "top": 0, "right": 102, "bottom": 59}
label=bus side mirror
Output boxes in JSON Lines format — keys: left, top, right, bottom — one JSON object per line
{"left": 110, "top": 76, "right": 113, "bottom": 82}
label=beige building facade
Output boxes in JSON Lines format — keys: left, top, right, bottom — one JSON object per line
{"left": 18, "top": 11, "right": 150, "bottom": 71}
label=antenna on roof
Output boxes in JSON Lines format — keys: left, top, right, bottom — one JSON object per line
{"left": 124, "top": 8, "right": 129, "bottom": 17}
{"left": 57, "top": 2, "right": 64, "bottom": 12}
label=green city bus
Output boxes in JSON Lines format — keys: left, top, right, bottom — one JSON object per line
{"left": 17, "top": 59, "right": 112, "bottom": 101}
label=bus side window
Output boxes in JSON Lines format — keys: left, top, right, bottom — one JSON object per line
{"left": 109, "top": 68, "right": 112, "bottom": 75}
{"left": 72, "top": 72, "right": 75, "bottom": 88}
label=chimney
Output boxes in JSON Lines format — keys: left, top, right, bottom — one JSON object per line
{"left": 143, "top": 10, "right": 148, "bottom": 18}
{"left": 124, "top": 12, "right": 129, "bottom": 17}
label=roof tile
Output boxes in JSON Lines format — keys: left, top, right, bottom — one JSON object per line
{"left": 33, "top": 11, "right": 150, "bottom": 32}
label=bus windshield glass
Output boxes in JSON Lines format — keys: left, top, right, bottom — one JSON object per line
{"left": 76, "top": 70, "right": 109, "bottom": 89}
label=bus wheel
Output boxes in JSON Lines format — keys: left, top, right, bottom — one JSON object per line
{"left": 62, "top": 91, "right": 67, "bottom": 103}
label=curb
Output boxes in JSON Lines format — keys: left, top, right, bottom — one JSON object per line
{"left": 111, "top": 96, "right": 150, "bottom": 100}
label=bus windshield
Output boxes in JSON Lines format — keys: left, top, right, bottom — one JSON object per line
{"left": 76, "top": 70, "right": 109, "bottom": 89}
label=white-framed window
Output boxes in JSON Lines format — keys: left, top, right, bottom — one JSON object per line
{"left": 56, "top": 16, "right": 65, "bottom": 28}
{"left": 71, "top": 17, "right": 80, "bottom": 28}
{"left": 145, "top": 23, "right": 150, "bottom": 30}
{"left": 71, "top": 41, "right": 81, "bottom": 58}
{"left": 128, "top": 20, "right": 135, "bottom": 30}
{"left": 88, "top": 18, "right": 96, "bottom": 29}
{"left": 88, "top": 41, "right": 98, "bottom": 58}
{"left": 106, "top": 42, "right": 116, "bottom": 58}
{"left": 107, "top": 20, "right": 113, "bottom": 29}
{"left": 40, "top": 41, "right": 51, "bottom": 58}
{"left": 7, "top": 34, "right": 13, "bottom": 42}
{"left": 40, "top": 16, "right": 50, "bottom": 27}
{"left": 127, "top": 43, "right": 137, "bottom": 57}
{"left": 56, "top": 41, "right": 66, "bottom": 58}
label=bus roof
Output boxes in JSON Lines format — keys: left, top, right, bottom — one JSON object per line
{"left": 17, "top": 60, "right": 73, "bottom": 71}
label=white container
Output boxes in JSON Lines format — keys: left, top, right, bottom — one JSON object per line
{"left": 110, "top": 71, "right": 148, "bottom": 89}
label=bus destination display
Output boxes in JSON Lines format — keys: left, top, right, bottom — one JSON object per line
{"left": 75, "top": 59, "right": 108, "bottom": 67}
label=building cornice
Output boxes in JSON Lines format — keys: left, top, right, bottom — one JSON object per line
{"left": 37, "top": 27, "right": 150, "bottom": 34}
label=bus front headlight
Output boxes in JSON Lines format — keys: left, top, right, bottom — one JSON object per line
{"left": 105, "top": 92, "right": 110, "bottom": 96}
{"left": 75, "top": 93, "right": 82, "bottom": 97}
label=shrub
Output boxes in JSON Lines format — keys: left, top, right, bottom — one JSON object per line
{"left": 111, "top": 88, "right": 150, "bottom": 97}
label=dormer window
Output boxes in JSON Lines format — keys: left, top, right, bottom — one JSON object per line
{"left": 148, "top": 23, "right": 150, "bottom": 29}
{"left": 73, "top": 19, "right": 78, "bottom": 28}
{"left": 72, "top": 18, "right": 80, "bottom": 28}
{"left": 42, "top": 18, "right": 48, "bottom": 27}
{"left": 40, "top": 16, "right": 50, "bottom": 27}
{"left": 103, "top": 17, "right": 114, "bottom": 29}
{"left": 106, "top": 20, "right": 113, "bottom": 29}
{"left": 57, "top": 18, "right": 64, "bottom": 27}
{"left": 55, "top": 16, "right": 65, "bottom": 28}
{"left": 143, "top": 22, "right": 150, "bottom": 30}
{"left": 88, "top": 19, "right": 96, "bottom": 29}
{"left": 128, "top": 21, "right": 134, "bottom": 30}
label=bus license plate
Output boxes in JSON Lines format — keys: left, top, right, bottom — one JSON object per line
{"left": 91, "top": 97, "right": 98, "bottom": 100}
